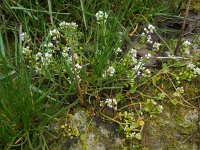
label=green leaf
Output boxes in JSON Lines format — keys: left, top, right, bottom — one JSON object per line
{"left": 144, "top": 99, "right": 152, "bottom": 112}
{"left": 174, "top": 61, "right": 184, "bottom": 67}
{"left": 130, "top": 85, "right": 137, "bottom": 93}
{"left": 162, "top": 63, "right": 168, "bottom": 69}
{"left": 152, "top": 76, "right": 157, "bottom": 86}
{"left": 162, "top": 63, "right": 170, "bottom": 73}
{"left": 171, "top": 99, "right": 179, "bottom": 105}
{"left": 80, "top": 133, "right": 87, "bottom": 141}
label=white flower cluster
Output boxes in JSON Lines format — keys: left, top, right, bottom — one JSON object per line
{"left": 177, "top": 87, "right": 184, "bottom": 93}
{"left": 123, "top": 48, "right": 137, "bottom": 65}
{"left": 62, "top": 46, "right": 70, "bottom": 57}
{"left": 35, "top": 52, "right": 42, "bottom": 61}
{"left": 144, "top": 53, "right": 152, "bottom": 59}
{"left": 22, "top": 21, "right": 82, "bottom": 78}
{"left": 43, "top": 52, "right": 53, "bottom": 64}
{"left": 75, "top": 63, "right": 82, "bottom": 70}
{"left": 23, "top": 46, "right": 32, "bottom": 58}
{"left": 122, "top": 48, "right": 151, "bottom": 79}
{"left": 141, "top": 24, "right": 161, "bottom": 50}
{"left": 35, "top": 34, "right": 57, "bottom": 71}
{"left": 132, "top": 61, "right": 150, "bottom": 77}
{"left": 150, "top": 99, "right": 163, "bottom": 113}
{"left": 129, "top": 48, "right": 137, "bottom": 64}
{"left": 21, "top": 32, "right": 26, "bottom": 41}
{"left": 44, "top": 42, "right": 54, "bottom": 48}
{"left": 95, "top": 11, "right": 108, "bottom": 24}
{"left": 187, "top": 63, "right": 200, "bottom": 76}
{"left": 59, "top": 21, "right": 78, "bottom": 30}
{"left": 153, "top": 42, "right": 161, "bottom": 51}
{"left": 50, "top": 28, "right": 60, "bottom": 40}
{"left": 173, "top": 87, "right": 184, "bottom": 97}
{"left": 183, "top": 40, "right": 191, "bottom": 47}
{"left": 115, "top": 47, "right": 122, "bottom": 54}
{"left": 21, "top": 32, "right": 31, "bottom": 42}
{"left": 132, "top": 61, "right": 143, "bottom": 75}
{"left": 102, "top": 66, "right": 115, "bottom": 78}
{"left": 181, "top": 40, "right": 191, "bottom": 56}
{"left": 145, "top": 24, "right": 155, "bottom": 33}
{"left": 143, "top": 69, "right": 151, "bottom": 78}
{"left": 105, "top": 98, "right": 118, "bottom": 110}
{"left": 142, "top": 24, "right": 155, "bottom": 43}
{"left": 100, "top": 98, "right": 118, "bottom": 110}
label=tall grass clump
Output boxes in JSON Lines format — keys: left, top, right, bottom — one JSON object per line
{"left": 0, "top": 32, "right": 71, "bottom": 149}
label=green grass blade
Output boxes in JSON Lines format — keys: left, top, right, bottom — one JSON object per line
{"left": 0, "top": 32, "right": 5, "bottom": 58}
{"left": 80, "top": 0, "right": 87, "bottom": 30}
{"left": 47, "top": 0, "right": 53, "bottom": 24}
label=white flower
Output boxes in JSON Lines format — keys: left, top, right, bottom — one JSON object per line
{"left": 59, "top": 21, "right": 78, "bottom": 30}
{"left": 47, "top": 42, "right": 54, "bottom": 48}
{"left": 132, "top": 61, "right": 144, "bottom": 74}
{"left": 107, "top": 66, "right": 115, "bottom": 76}
{"left": 147, "top": 35, "right": 152, "bottom": 44}
{"left": 21, "top": 32, "right": 31, "bottom": 42}
{"left": 95, "top": 11, "right": 108, "bottom": 24}
{"left": 45, "top": 52, "right": 52, "bottom": 59}
{"left": 23, "top": 46, "right": 31, "bottom": 55}
{"left": 40, "top": 52, "right": 53, "bottom": 65}
{"left": 127, "top": 49, "right": 138, "bottom": 64}
{"left": 49, "top": 29, "right": 60, "bottom": 37}
{"left": 21, "top": 32, "right": 26, "bottom": 41}
{"left": 153, "top": 42, "right": 161, "bottom": 51}
{"left": 143, "top": 69, "right": 151, "bottom": 77}
{"left": 35, "top": 52, "right": 42, "bottom": 60}
{"left": 116, "top": 47, "right": 122, "bottom": 53}
{"left": 52, "top": 36, "right": 57, "bottom": 41}
{"left": 102, "top": 73, "right": 106, "bottom": 78}
{"left": 59, "top": 21, "right": 66, "bottom": 27}
{"left": 177, "top": 87, "right": 184, "bottom": 94}
{"left": 105, "top": 98, "right": 118, "bottom": 110}
{"left": 151, "top": 99, "right": 157, "bottom": 105}
{"left": 148, "top": 24, "right": 155, "bottom": 33}
{"left": 63, "top": 46, "right": 71, "bottom": 53}
{"left": 130, "top": 49, "right": 137, "bottom": 57}
{"left": 193, "top": 67, "right": 200, "bottom": 75}
{"left": 144, "top": 53, "right": 151, "bottom": 59}
{"left": 74, "top": 53, "right": 79, "bottom": 60}
{"left": 181, "top": 40, "right": 191, "bottom": 56}
{"left": 62, "top": 52, "right": 69, "bottom": 57}
{"left": 182, "top": 40, "right": 191, "bottom": 46}
{"left": 159, "top": 105, "right": 163, "bottom": 110}
{"left": 144, "top": 28, "right": 149, "bottom": 34}
{"left": 146, "top": 69, "right": 151, "bottom": 74}
{"left": 187, "top": 63, "right": 195, "bottom": 69}
{"left": 141, "top": 32, "right": 145, "bottom": 36}
{"left": 75, "top": 63, "right": 82, "bottom": 70}
{"left": 130, "top": 132, "right": 136, "bottom": 138}
{"left": 158, "top": 105, "right": 163, "bottom": 112}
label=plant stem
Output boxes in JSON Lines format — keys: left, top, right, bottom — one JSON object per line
{"left": 174, "top": 0, "right": 191, "bottom": 55}
{"left": 71, "top": 44, "right": 86, "bottom": 107}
